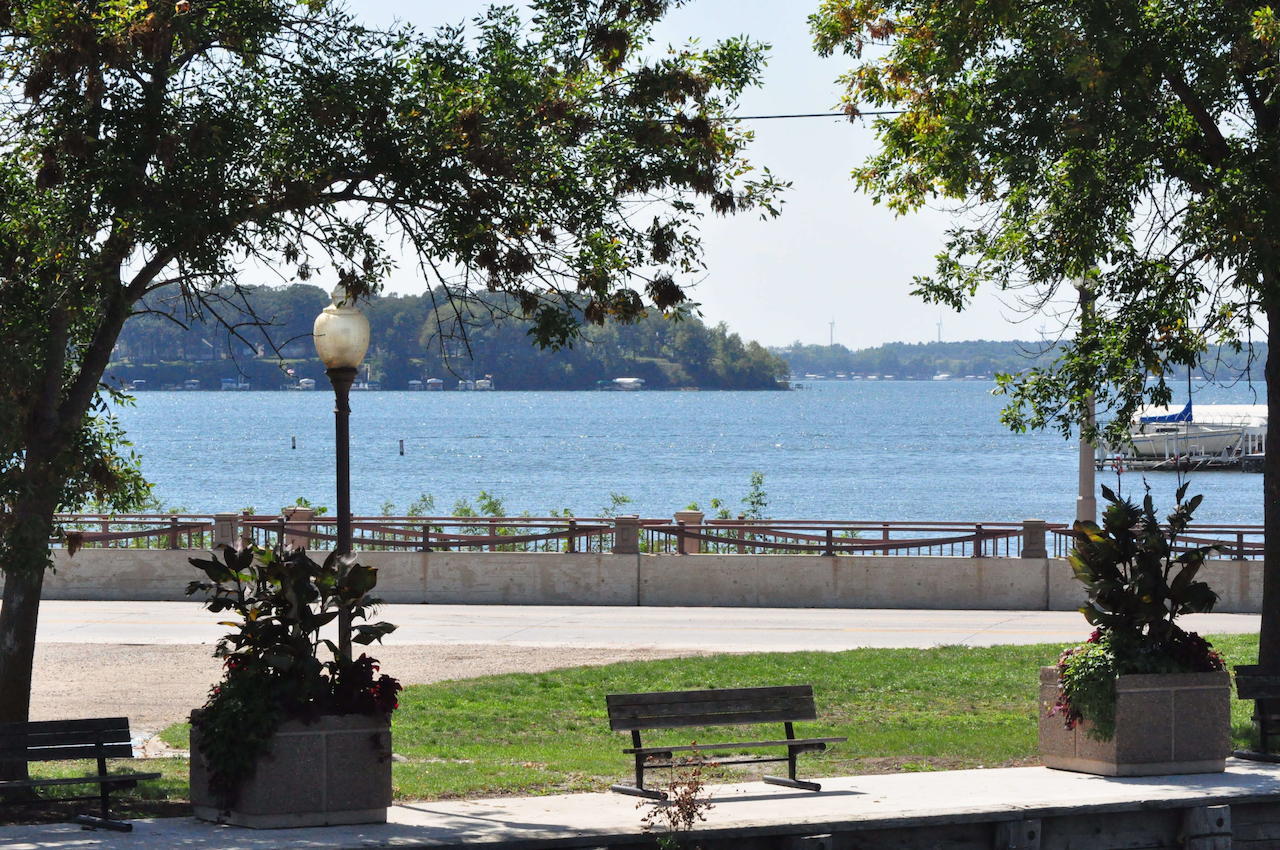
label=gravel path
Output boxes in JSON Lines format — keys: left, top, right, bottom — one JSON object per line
{"left": 32, "top": 643, "right": 702, "bottom": 739}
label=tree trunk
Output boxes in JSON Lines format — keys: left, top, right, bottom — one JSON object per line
{"left": 1259, "top": 305, "right": 1280, "bottom": 677}
{"left": 0, "top": 493, "right": 55, "bottom": 783}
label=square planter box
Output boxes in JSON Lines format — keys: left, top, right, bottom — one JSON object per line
{"left": 191, "top": 713, "right": 393, "bottom": 828}
{"left": 1038, "top": 666, "right": 1230, "bottom": 776}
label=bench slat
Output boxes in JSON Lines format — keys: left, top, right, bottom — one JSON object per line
{"left": 625, "top": 736, "right": 845, "bottom": 755}
{"left": 639, "top": 755, "right": 793, "bottom": 769}
{"left": 609, "top": 695, "right": 814, "bottom": 720}
{"left": 0, "top": 718, "right": 131, "bottom": 737}
{"left": 610, "top": 707, "right": 817, "bottom": 731}
{"left": 0, "top": 772, "right": 161, "bottom": 791}
{"left": 0, "top": 743, "right": 134, "bottom": 762}
{"left": 607, "top": 686, "right": 812, "bottom": 708}
{"left": 0, "top": 729, "right": 132, "bottom": 748}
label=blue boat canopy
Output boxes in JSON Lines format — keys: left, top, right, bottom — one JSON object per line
{"left": 1139, "top": 401, "right": 1193, "bottom": 423}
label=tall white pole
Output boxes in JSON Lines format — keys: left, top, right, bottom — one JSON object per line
{"left": 1076, "top": 278, "right": 1097, "bottom": 524}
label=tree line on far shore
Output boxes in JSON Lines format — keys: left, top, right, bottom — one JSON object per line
{"left": 776, "top": 340, "right": 1269, "bottom": 384}
{"left": 109, "top": 284, "right": 789, "bottom": 391}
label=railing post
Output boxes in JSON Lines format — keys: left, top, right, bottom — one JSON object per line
{"left": 213, "top": 513, "right": 238, "bottom": 548}
{"left": 167, "top": 515, "right": 180, "bottom": 550}
{"left": 567, "top": 519, "right": 577, "bottom": 553}
{"left": 881, "top": 522, "right": 890, "bottom": 554}
{"left": 736, "top": 514, "right": 747, "bottom": 554}
{"left": 823, "top": 528, "right": 835, "bottom": 557}
{"left": 282, "top": 507, "right": 315, "bottom": 550}
{"left": 612, "top": 515, "right": 640, "bottom": 555}
{"left": 973, "top": 523, "right": 984, "bottom": 558}
{"left": 1021, "top": 519, "right": 1047, "bottom": 559}
{"left": 1237, "top": 531, "right": 1248, "bottom": 562}
{"left": 488, "top": 517, "right": 498, "bottom": 552}
{"left": 673, "top": 510, "right": 704, "bottom": 555}
{"left": 420, "top": 523, "right": 432, "bottom": 553}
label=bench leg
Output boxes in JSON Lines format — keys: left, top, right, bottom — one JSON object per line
{"left": 610, "top": 783, "right": 669, "bottom": 801}
{"left": 763, "top": 740, "right": 822, "bottom": 792}
{"left": 763, "top": 775, "right": 822, "bottom": 792}
{"left": 612, "top": 732, "right": 670, "bottom": 800}
{"left": 74, "top": 814, "right": 133, "bottom": 833}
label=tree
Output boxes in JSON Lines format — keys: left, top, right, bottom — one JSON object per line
{"left": 0, "top": 0, "right": 782, "bottom": 753}
{"left": 810, "top": 0, "right": 1280, "bottom": 704}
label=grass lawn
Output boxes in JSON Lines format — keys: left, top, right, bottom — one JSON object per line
{"left": 12, "top": 632, "right": 1261, "bottom": 822}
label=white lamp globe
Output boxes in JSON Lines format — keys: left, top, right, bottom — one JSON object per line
{"left": 313, "top": 283, "right": 370, "bottom": 369}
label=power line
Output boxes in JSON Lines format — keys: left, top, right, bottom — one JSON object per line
{"left": 657, "top": 109, "right": 905, "bottom": 125}
{"left": 723, "top": 110, "right": 904, "bottom": 121}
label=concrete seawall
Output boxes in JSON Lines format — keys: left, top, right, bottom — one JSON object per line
{"left": 41, "top": 550, "right": 1265, "bottom": 612}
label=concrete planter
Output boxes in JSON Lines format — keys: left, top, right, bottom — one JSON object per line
{"left": 1038, "top": 666, "right": 1230, "bottom": 776}
{"left": 191, "top": 713, "right": 393, "bottom": 828}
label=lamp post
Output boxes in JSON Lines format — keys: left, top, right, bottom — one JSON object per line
{"left": 314, "top": 283, "right": 370, "bottom": 661}
{"left": 1076, "top": 277, "right": 1098, "bottom": 525}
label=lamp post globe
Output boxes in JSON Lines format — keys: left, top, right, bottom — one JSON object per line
{"left": 313, "top": 283, "right": 369, "bottom": 661}
{"left": 313, "top": 284, "right": 371, "bottom": 370}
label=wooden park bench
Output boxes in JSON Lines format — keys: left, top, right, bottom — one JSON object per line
{"left": 605, "top": 685, "right": 846, "bottom": 800}
{"left": 0, "top": 717, "right": 161, "bottom": 832}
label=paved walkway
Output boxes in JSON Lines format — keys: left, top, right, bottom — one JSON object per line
{"left": 4, "top": 762, "right": 1280, "bottom": 849}
{"left": 32, "top": 601, "right": 1262, "bottom": 651}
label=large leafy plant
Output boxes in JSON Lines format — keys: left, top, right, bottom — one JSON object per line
{"left": 187, "top": 545, "right": 401, "bottom": 806}
{"left": 1052, "top": 483, "right": 1224, "bottom": 740}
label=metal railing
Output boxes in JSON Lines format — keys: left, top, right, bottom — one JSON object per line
{"left": 241, "top": 515, "right": 623, "bottom": 554}
{"left": 52, "top": 514, "right": 217, "bottom": 550}
{"left": 1049, "top": 524, "right": 1265, "bottom": 560}
{"left": 47, "top": 512, "right": 1265, "bottom": 560}
{"left": 642, "top": 519, "right": 1039, "bottom": 557}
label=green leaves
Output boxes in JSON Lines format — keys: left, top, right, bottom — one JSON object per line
{"left": 811, "top": 0, "right": 1273, "bottom": 445}
{"left": 1067, "top": 485, "right": 1219, "bottom": 640}
{"left": 186, "top": 543, "right": 393, "bottom": 689}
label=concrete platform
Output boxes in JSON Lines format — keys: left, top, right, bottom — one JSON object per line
{"left": 6, "top": 760, "right": 1280, "bottom": 849}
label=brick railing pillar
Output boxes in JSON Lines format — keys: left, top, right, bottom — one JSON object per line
{"left": 282, "top": 507, "right": 315, "bottom": 550}
{"left": 673, "top": 510, "right": 704, "bottom": 555}
{"left": 213, "top": 513, "right": 239, "bottom": 548}
{"left": 612, "top": 515, "right": 641, "bottom": 554}
{"left": 1022, "top": 519, "right": 1048, "bottom": 559}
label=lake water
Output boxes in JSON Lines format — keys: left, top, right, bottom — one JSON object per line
{"left": 112, "top": 380, "right": 1267, "bottom": 525}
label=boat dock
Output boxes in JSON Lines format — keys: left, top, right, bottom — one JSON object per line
{"left": 1095, "top": 454, "right": 1252, "bottom": 472}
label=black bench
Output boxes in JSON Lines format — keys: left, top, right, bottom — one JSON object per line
{"left": 0, "top": 717, "right": 161, "bottom": 832}
{"left": 605, "top": 685, "right": 846, "bottom": 800}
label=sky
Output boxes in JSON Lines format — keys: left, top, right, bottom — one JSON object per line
{"left": 354, "top": 0, "right": 1041, "bottom": 350}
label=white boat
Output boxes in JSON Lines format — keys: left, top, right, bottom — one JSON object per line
{"left": 1117, "top": 402, "right": 1266, "bottom": 459}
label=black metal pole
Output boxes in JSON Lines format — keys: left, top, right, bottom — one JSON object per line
{"left": 327, "top": 365, "right": 357, "bottom": 662}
